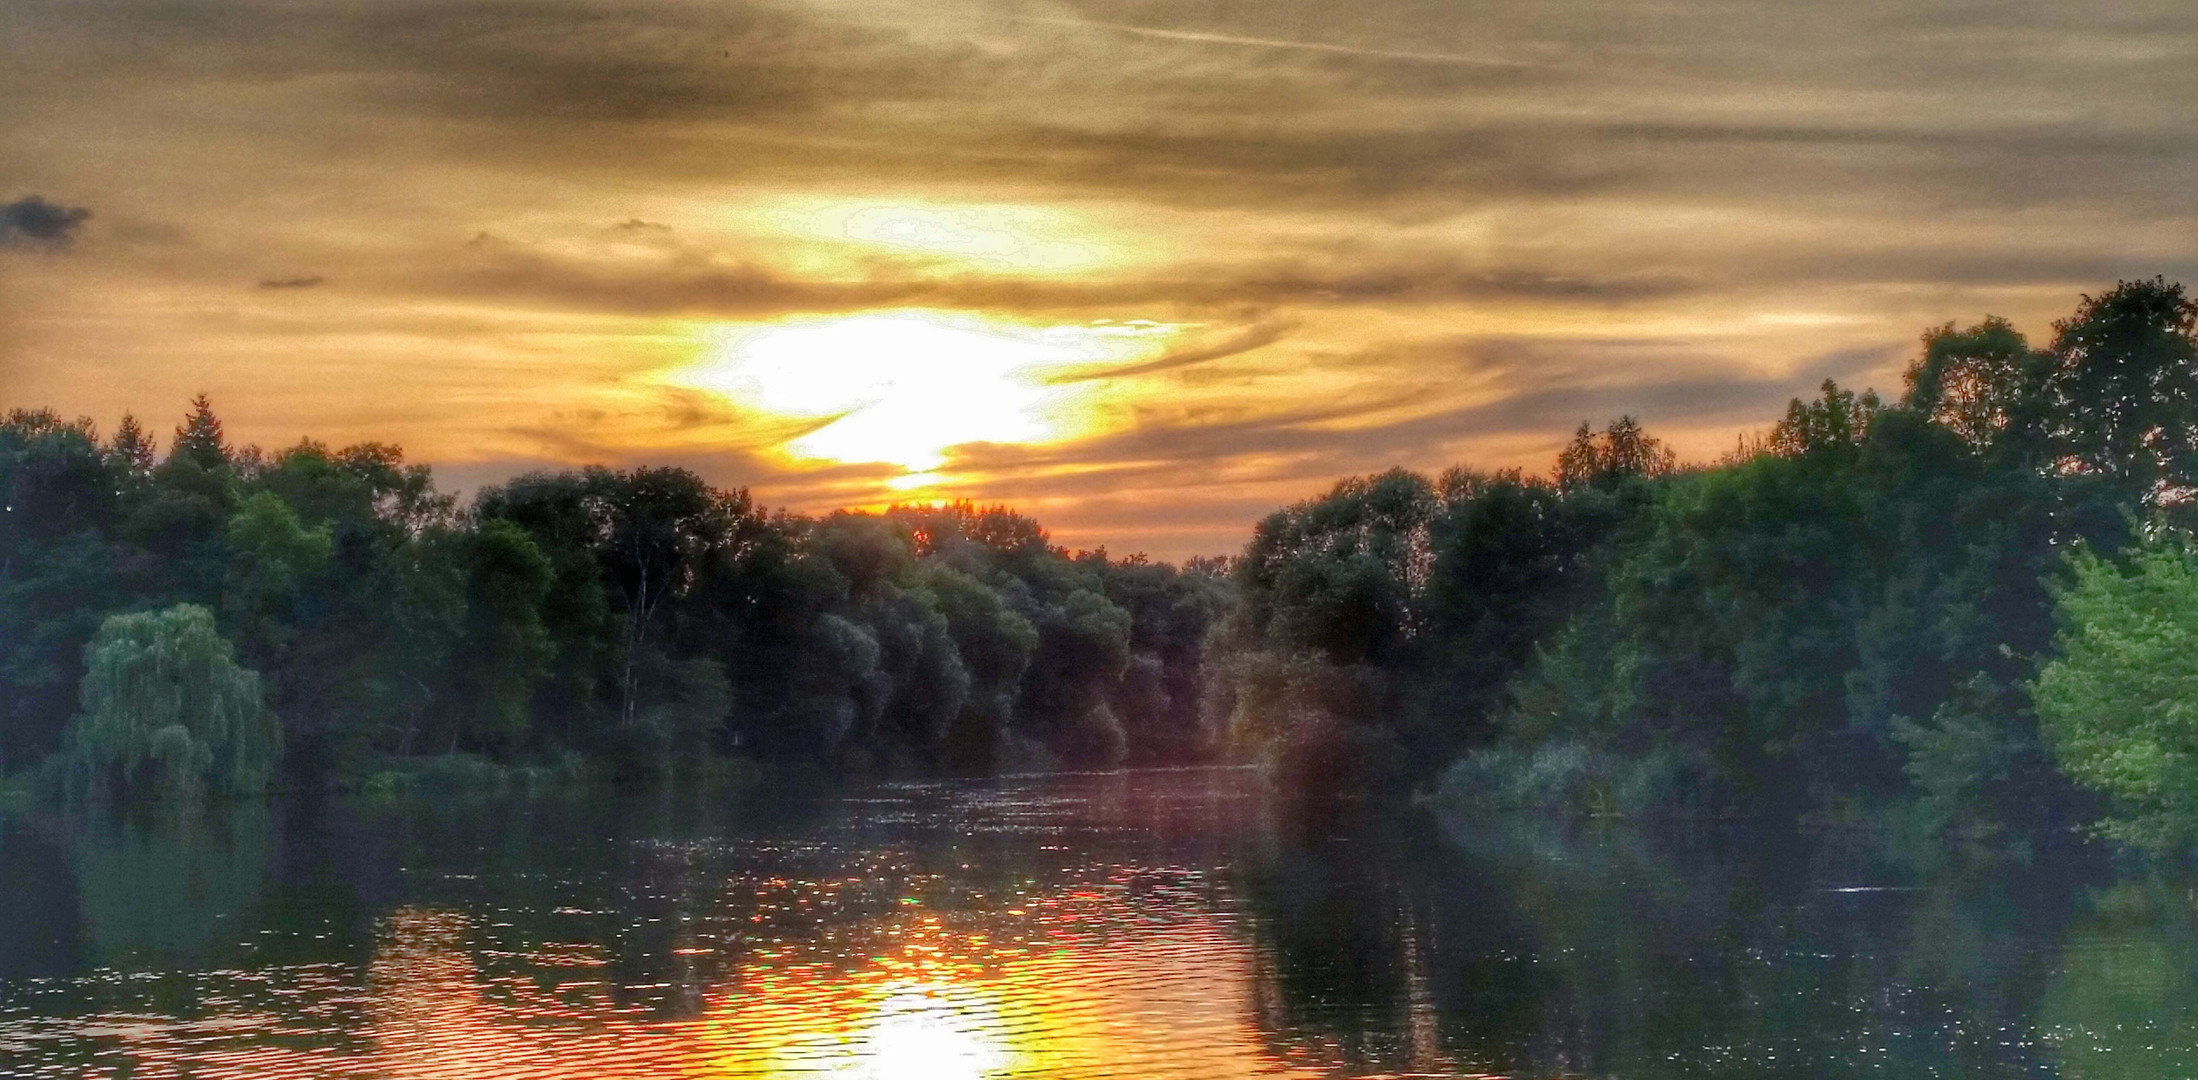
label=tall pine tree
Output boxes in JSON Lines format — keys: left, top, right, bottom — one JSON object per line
{"left": 110, "top": 412, "right": 155, "bottom": 472}
{"left": 171, "top": 393, "right": 229, "bottom": 470}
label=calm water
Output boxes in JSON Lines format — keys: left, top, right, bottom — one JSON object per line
{"left": 1, "top": 767, "right": 2194, "bottom": 1078}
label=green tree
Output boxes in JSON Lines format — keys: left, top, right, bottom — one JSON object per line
{"left": 435, "top": 518, "right": 556, "bottom": 751}
{"left": 66, "top": 604, "right": 280, "bottom": 801}
{"left": 2033, "top": 532, "right": 2198, "bottom": 851}
{"left": 0, "top": 410, "right": 126, "bottom": 771}
{"left": 222, "top": 491, "right": 334, "bottom": 655}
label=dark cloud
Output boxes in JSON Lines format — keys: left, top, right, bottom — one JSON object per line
{"left": 0, "top": 196, "right": 91, "bottom": 250}
{"left": 257, "top": 275, "right": 326, "bottom": 289}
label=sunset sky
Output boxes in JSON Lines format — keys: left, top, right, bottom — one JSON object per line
{"left": 5, "top": 0, "right": 2195, "bottom": 557}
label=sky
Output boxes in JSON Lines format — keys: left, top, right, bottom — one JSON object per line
{"left": 4, "top": 0, "right": 2196, "bottom": 558}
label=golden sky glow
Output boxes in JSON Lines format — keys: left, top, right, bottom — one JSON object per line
{"left": 761, "top": 198, "right": 1139, "bottom": 276}
{"left": 6, "top": 0, "right": 2197, "bottom": 556}
{"left": 676, "top": 309, "right": 1173, "bottom": 475}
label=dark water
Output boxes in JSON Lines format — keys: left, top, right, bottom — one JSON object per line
{"left": 0, "top": 767, "right": 2193, "bottom": 1078}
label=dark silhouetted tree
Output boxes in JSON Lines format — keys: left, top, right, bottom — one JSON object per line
{"left": 170, "top": 393, "right": 229, "bottom": 471}
{"left": 109, "top": 413, "right": 155, "bottom": 474}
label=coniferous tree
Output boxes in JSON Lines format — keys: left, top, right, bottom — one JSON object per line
{"left": 171, "top": 393, "right": 229, "bottom": 470}
{"left": 110, "top": 413, "right": 155, "bottom": 473}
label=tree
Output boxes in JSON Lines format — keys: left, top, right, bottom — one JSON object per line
{"left": 170, "top": 393, "right": 230, "bottom": 471}
{"left": 2033, "top": 532, "right": 2198, "bottom": 851}
{"left": 1407, "top": 470, "right": 1615, "bottom": 766}
{"left": 1233, "top": 468, "right": 1438, "bottom": 666}
{"left": 435, "top": 518, "right": 556, "bottom": 751}
{"left": 587, "top": 468, "right": 740, "bottom": 728}
{"left": 475, "top": 467, "right": 755, "bottom": 746}
{"left": 222, "top": 491, "right": 335, "bottom": 656}
{"left": 1769, "top": 380, "right": 1880, "bottom": 458}
{"left": 2045, "top": 278, "right": 2198, "bottom": 505}
{"left": 1903, "top": 317, "right": 2050, "bottom": 459}
{"left": 66, "top": 604, "right": 280, "bottom": 801}
{"left": 1556, "top": 416, "right": 1677, "bottom": 491}
{"left": 0, "top": 410, "right": 125, "bottom": 771}
{"left": 110, "top": 413, "right": 155, "bottom": 474}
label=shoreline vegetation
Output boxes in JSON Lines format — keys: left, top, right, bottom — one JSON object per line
{"left": 8, "top": 280, "right": 2198, "bottom": 863}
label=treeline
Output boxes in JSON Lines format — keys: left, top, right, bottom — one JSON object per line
{"left": 0, "top": 399, "right": 1228, "bottom": 798}
{"left": 1219, "top": 279, "right": 2198, "bottom": 851}
{"left": 17, "top": 278, "right": 2198, "bottom": 850}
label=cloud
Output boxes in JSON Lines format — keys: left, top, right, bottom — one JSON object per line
{"left": 0, "top": 196, "right": 91, "bottom": 249}
{"left": 1047, "top": 319, "right": 1296, "bottom": 384}
{"left": 9, "top": 0, "right": 2198, "bottom": 557}
{"left": 407, "top": 234, "right": 1702, "bottom": 320}
{"left": 1014, "top": 16, "right": 1528, "bottom": 69}
{"left": 940, "top": 337, "right": 1902, "bottom": 487}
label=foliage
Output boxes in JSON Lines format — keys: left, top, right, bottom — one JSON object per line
{"left": 11, "top": 278, "right": 2198, "bottom": 845}
{"left": 0, "top": 409, "right": 127, "bottom": 772}
{"left": 1555, "top": 415, "right": 1677, "bottom": 491}
{"left": 1217, "top": 427, "right": 1667, "bottom": 790}
{"left": 1225, "top": 284, "right": 2198, "bottom": 854}
{"left": 2032, "top": 532, "right": 2198, "bottom": 851}
{"left": 2044, "top": 279, "right": 2198, "bottom": 505}
{"left": 0, "top": 396, "right": 1234, "bottom": 796}
{"left": 65, "top": 604, "right": 280, "bottom": 800}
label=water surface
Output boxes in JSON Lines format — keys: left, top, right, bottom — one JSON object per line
{"left": 1, "top": 767, "right": 2192, "bottom": 1078}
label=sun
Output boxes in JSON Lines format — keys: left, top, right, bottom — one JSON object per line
{"left": 678, "top": 310, "right": 1169, "bottom": 475}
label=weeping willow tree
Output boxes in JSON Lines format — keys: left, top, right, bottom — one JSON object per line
{"left": 66, "top": 604, "right": 281, "bottom": 801}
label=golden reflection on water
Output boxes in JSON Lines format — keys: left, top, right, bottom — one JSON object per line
{"left": 364, "top": 898, "right": 1347, "bottom": 1080}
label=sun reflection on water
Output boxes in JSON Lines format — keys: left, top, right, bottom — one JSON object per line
{"left": 825, "top": 985, "right": 1010, "bottom": 1080}
{"left": 354, "top": 892, "right": 1340, "bottom": 1080}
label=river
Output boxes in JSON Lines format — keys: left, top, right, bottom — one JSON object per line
{"left": 1, "top": 766, "right": 2191, "bottom": 1077}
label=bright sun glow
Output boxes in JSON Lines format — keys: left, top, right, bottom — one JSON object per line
{"left": 837, "top": 987, "right": 1011, "bottom": 1080}
{"left": 681, "top": 311, "right": 1170, "bottom": 474}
